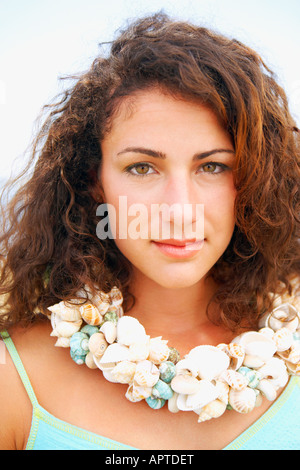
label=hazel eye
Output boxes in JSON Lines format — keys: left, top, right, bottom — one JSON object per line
{"left": 125, "top": 163, "right": 156, "bottom": 176}
{"left": 203, "top": 163, "right": 218, "bottom": 172}
{"left": 199, "top": 162, "right": 228, "bottom": 174}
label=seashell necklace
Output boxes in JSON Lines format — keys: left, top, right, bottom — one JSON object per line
{"left": 47, "top": 285, "right": 300, "bottom": 422}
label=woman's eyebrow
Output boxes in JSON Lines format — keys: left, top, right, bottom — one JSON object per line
{"left": 117, "top": 146, "right": 234, "bottom": 160}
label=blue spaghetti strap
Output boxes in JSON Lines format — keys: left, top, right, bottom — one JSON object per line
{"left": 0, "top": 330, "right": 39, "bottom": 407}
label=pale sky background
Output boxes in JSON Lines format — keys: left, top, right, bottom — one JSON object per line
{"left": 0, "top": 0, "right": 299, "bottom": 186}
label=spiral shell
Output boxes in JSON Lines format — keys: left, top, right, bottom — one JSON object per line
{"left": 227, "top": 343, "right": 245, "bottom": 370}
{"left": 80, "top": 304, "right": 103, "bottom": 326}
{"left": 145, "top": 396, "right": 166, "bottom": 410}
{"left": 48, "top": 301, "right": 81, "bottom": 322}
{"left": 109, "top": 286, "right": 123, "bottom": 307}
{"left": 92, "top": 292, "right": 111, "bottom": 315}
{"left": 257, "top": 357, "right": 289, "bottom": 390}
{"left": 152, "top": 379, "right": 174, "bottom": 400}
{"left": 70, "top": 331, "right": 89, "bottom": 356}
{"left": 229, "top": 387, "right": 257, "bottom": 414}
{"left": 167, "top": 347, "right": 181, "bottom": 365}
{"left": 256, "top": 379, "right": 277, "bottom": 401}
{"left": 50, "top": 314, "right": 82, "bottom": 338}
{"left": 88, "top": 332, "right": 108, "bottom": 358}
{"left": 197, "top": 399, "right": 227, "bottom": 422}
{"left": 260, "top": 303, "right": 299, "bottom": 332}
{"left": 159, "top": 361, "right": 176, "bottom": 383}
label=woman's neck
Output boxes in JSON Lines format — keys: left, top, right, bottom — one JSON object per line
{"left": 126, "top": 270, "right": 235, "bottom": 356}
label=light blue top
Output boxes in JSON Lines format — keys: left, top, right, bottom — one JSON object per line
{"left": 1, "top": 330, "right": 299, "bottom": 450}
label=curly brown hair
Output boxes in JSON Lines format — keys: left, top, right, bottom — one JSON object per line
{"left": 0, "top": 13, "right": 299, "bottom": 331}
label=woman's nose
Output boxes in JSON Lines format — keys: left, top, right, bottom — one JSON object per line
{"left": 151, "top": 175, "right": 204, "bottom": 240}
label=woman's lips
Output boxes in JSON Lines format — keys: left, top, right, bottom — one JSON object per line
{"left": 151, "top": 239, "right": 204, "bottom": 258}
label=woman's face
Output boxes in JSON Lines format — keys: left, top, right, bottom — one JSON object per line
{"left": 100, "top": 89, "right": 236, "bottom": 288}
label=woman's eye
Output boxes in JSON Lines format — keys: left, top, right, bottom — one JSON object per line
{"left": 126, "top": 163, "right": 156, "bottom": 176}
{"left": 199, "top": 162, "right": 227, "bottom": 174}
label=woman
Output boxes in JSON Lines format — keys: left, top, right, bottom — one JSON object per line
{"left": 0, "top": 13, "right": 299, "bottom": 450}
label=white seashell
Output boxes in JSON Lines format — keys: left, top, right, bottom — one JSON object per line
{"left": 255, "top": 392, "right": 263, "bottom": 407}
{"left": 214, "top": 379, "right": 230, "bottom": 405}
{"left": 186, "top": 345, "right": 230, "bottom": 381}
{"left": 226, "top": 343, "right": 245, "bottom": 370}
{"left": 129, "top": 339, "right": 150, "bottom": 362}
{"left": 185, "top": 379, "right": 219, "bottom": 410}
{"left": 278, "top": 345, "right": 300, "bottom": 365}
{"left": 171, "top": 373, "right": 201, "bottom": 395}
{"left": 85, "top": 352, "right": 98, "bottom": 369}
{"left": 48, "top": 301, "right": 82, "bottom": 321}
{"left": 175, "top": 358, "right": 199, "bottom": 377}
{"left": 117, "top": 316, "right": 147, "bottom": 346}
{"left": 259, "top": 327, "right": 275, "bottom": 339}
{"left": 134, "top": 360, "right": 160, "bottom": 387}
{"left": 176, "top": 393, "right": 191, "bottom": 411}
{"left": 272, "top": 328, "right": 294, "bottom": 352}
{"left": 111, "top": 360, "right": 137, "bottom": 384}
{"left": 52, "top": 317, "right": 82, "bottom": 338}
{"left": 88, "top": 332, "right": 108, "bottom": 358}
{"left": 80, "top": 304, "right": 103, "bottom": 326}
{"left": 100, "top": 321, "right": 117, "bottom": 344}
{"left": 234, "top": 331, "right": 276, "bottom": 368}
{"left": 54, "top": 336, "right": 70, "bottom": 348}
{"left": 220, "top": 369, "right": 249, "bottom": 391}
{"left": 261, "top": 303, "right": 299, "bottom": 332}
{"left": 109, "top": 286, "right": 123, "bottom": 307}
{"left": 256, "top": 379, "right": 277, "bottom": 401}
{"left": 102, "top": 369, "right": 120, "bottom": 383}
{"left": 93, "top": 357, "right": 115, "bottom": 371}
{"left": 197, "top": 399, "right": 227, "bottom": 422}
{"left": 168, "top": 392, "right": 180, "bottom": 413}
{"left": 125, "top": 383, "right": 152, "bottom": 402}
{"left": 99, "top": 343, "right": 131, "bottom": 364}
{"left": 285, "top": 361, "right": 300, "bottom": 375}
{"left": 257, "top": 357, "right": 289, "bottom": 390}
{"left": 229, "top": 387, "right": 257, "bottom": 414}
{"left": 91, "top": 291, "right": 111, "bottom": 315}
{"left": 148, "top": 337, "right": 170, "bottom": 365}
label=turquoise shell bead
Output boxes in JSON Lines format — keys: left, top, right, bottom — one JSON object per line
{"left": 70, "top": 349, "right": 87, "bottom": 365}
{"left": 80, "top": 325, "right": 99, "bottom": 337}
{"left": 70, "top": 331, "right": 89, "bottom": 359}
{"left": 238, "top": 366, "right": 261, "bottom": 389}
{"left": 159, "top": 361, "right": 176, "bottom": 383}
{"left": 152, "top": 379, "right": 174, "bottom": 400}
{"left": 145, "top": 396, "right": 166, "bottom": 410}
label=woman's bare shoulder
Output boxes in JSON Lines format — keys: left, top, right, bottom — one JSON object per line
{"left": 0, "top": 320, "right": 51, "bottom": 450}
